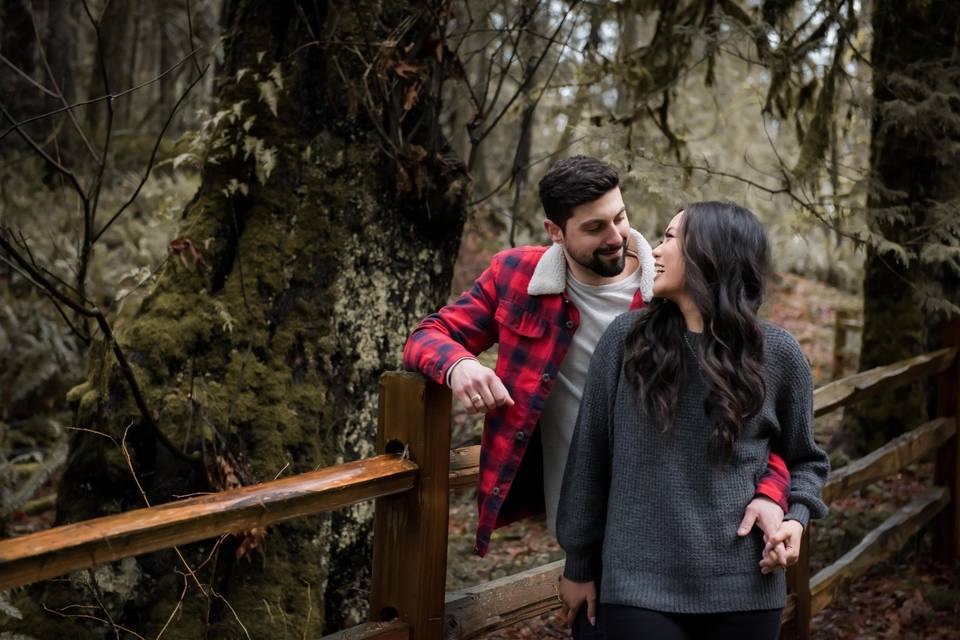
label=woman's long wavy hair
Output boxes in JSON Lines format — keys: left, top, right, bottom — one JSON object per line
{"left": 624, "top": 201, "right": 770, "bottom": 460}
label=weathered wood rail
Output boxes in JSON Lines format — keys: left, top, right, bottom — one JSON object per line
{"left": 1, "top": 323, "right": 959, "bottom": 640}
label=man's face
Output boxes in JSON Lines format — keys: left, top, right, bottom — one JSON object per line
{"left": 546, "top": 187, "right": 630, "bottom": 279}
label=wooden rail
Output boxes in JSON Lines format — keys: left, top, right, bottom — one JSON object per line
{"left": 0, "top": 454, "right": 418, "bottom": 591}
{"left": 821, "top": 417, "right": 956, "bottom": 503}
{"left": 813, "top": 347, "right": 955, "bottom": 417}
{"left": 445, "top": 560, "right": 563, "bottom": 639}
{"left": 831, "top": 309, "right": 862, "bottom": 379}
{"left": 809, "top": 487, "right": 950, "bottom": 616}
{"left": 320, "top": 621, "right": 410, "bottom": 640}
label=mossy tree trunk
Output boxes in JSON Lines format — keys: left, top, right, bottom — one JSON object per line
{"left": 14, "top": 1, "right": 467, "bottom": 638}
{"left": 840, "top": 0, "right": 960, "bottom": 455}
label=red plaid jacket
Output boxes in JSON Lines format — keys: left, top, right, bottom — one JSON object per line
{"left": 403, "top": 237, "right": 790, "bottom": 556}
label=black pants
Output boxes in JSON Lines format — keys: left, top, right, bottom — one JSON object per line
{"left": 589, "top": 604, "right": 782, "bottom": 640}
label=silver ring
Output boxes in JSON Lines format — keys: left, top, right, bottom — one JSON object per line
{"left": 470, "top": 394, "right": 483, "bottom": 404}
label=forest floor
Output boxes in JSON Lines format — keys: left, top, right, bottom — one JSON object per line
{"left": 444, "top": 272, "right": 960, "bottom": 639}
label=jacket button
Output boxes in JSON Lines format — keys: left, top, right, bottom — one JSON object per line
{"left": 515, "top": 431, "right": 526, "bottom": 442}
{"left": 565, "top": 320, "right": 574, "bottom": 329}
{"left": 542, "top": 373, "right": 551, "bottom": 382}
{"left": 491, "top": 486, "right": 501, "bottom": 496}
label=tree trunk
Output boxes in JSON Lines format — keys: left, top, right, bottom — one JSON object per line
{"left": 44, "top": 0, "right": 76, "bottom": 106}
{"left": 839, "top": 0, "right": 960, "bottom": 454}
{"left": 0, "top": 0, "right": 40, "bottom": 149}
{"left": 12, "top": 1, "right": 467, "bottom": 637}
{"left": 86, "top": 0, "right": 134, "bottom": 132}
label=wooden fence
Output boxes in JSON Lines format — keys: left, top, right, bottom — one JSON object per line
{"left": 1, "top": 325, "right": 959, "bottom": 640}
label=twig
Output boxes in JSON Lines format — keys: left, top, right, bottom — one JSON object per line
{"left": 28, "top": 9, "right": 100, "bottom": 162}
{"left": 301, "top": 581, "right": 311, "bottom": 640}
{"left": 0, "top": 46, "right": 204, "bottom": 143}
{"left": 185, "top": 0, "right": 204, "bottom": 76}
{"left": 85, "top": 568, "right": 123, "bottom": 640}
{"left": 0, "top": 102, "right": 86, "bottom": 198}
{"left": 42, "top": 603, "right": 147, "bottom": 640}
{"left": 468, "top": 135, "right": 587, "bottom": 206}
{"left": 0, "top": 52, "right": 58, "bottom": 97}
{"left": 212, "top": 588, "right": 252, "bottom": 640}
{"left": 273, "top": 462, "right": 290, "bottom": 480}
{"left": 94, "top": 64, "right": 210, "bottom": 244}
{"left": 155, "top": 574, "right": 189, "bottom": 640}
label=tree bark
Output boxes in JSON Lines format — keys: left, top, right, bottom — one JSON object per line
{"left": 12, "top": 1, "right": 468, "bottom": 637}
{"left": 839, "top": 0, "right": 960, "bottom": 454}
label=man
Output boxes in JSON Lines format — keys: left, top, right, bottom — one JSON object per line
{"left": 403, "top": 156, "right": 794, "bottom": 627}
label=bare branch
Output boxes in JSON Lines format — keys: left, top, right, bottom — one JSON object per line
{"left": 0, "top": 102, "right": 87, "bottom": 199}
{"left": 475, "top": 1, "right": 579, "bottom": 144}
{"left": 0, "top": 46, "right": 204, "bottom": 144}
{"left": 94, "top": 64, "right": 210, "bottom": 244}
{"left": 28, "top": 9, "right": 100, "bottom": 162}
{"left": 185, "top": 0, "right": 204, "bottom": 76}
{"left": 0, "top": 52, "right": 58, "bottom": 97}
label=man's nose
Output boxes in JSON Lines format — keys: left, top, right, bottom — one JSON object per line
{"left": 603, "top": 224, "right": 622, "bottom": 246}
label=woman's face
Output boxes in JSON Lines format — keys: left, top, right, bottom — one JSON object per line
{"left": 652, "top": 210, "right": 686, "bottom": 300}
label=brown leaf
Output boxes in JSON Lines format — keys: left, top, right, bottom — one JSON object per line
{"left": 396, "top": 165, "right": 412, "bottom": 194}
{"left": 235, "top": 526, "right": 266, "bottom": 561}
{"left": 392, "top": 60, "right": 423, "bottom": 79}
{"left": 167, "top": 236, "right": 206, "bottom": 271}
{"left": 403, "top": 83, "right": 420, "bottom": 112}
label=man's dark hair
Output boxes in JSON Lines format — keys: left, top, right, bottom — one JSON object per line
{"left": 538, "top": 155, "right": 620, "bottom": 230}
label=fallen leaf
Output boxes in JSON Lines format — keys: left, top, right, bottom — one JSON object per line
{"left": 393, "top": 60, "right": 423, "bottom": 79}
{"left": 403, "top": 83, "right": 419, "bottom": 111}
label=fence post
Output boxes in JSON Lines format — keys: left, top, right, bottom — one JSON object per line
{"left": 781, "top": 528, "right": 812, "bottom": 640}
{"left": 934, "top": 320, "right": 960, "bottom": 562}
{"left": 371, "top": 372, "right": 451, "bottom": 640}
{"left": 832, "top": 309, "right": 849, "bottom": 380}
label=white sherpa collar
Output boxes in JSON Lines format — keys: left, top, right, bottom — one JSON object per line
{"left": 527, "top": 228, "right": 655, "bottom": 302}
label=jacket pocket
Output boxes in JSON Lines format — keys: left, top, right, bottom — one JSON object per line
{"left": 495, "top": 299, "right": 548, "bottom": 338}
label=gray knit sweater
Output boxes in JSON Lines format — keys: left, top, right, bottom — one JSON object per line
{"left": 556, "top": 311, "right": 829, "bottom": 613}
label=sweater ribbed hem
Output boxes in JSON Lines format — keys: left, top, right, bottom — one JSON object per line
{"left": 601, "top": 569, "right": 786, "bottom": 614}
{"left": 564, "top": 553, "right": 599, "bottom": 582}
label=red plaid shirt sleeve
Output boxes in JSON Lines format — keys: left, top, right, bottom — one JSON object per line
{"left": 403, "top": 256, "right": 503, "bottom": 384}
{"left": 756, "top": 450, "right": 790, "bottom": 511}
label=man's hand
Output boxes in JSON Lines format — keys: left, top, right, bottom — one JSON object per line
{"left": 760, "top": 520, "right": 804, "bottom": 574}
{"left": 558, "top": 576, "right": 596, "bottom": 627}
{"left": 737, "top": 495, "right": 788, "bottom": 571}
{"left": 448, "top": 359, "right": 514, "bottom": 414}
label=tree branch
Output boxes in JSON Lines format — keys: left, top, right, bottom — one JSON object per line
{"left": 94, "top": 64, "right": 210, "bottom": 244}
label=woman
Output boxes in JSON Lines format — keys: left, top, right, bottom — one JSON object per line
{"left": 556, "top": 202, "right": 829, "bottom": 640}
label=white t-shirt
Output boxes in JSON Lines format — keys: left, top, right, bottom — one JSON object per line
{"left": 539, "top": 266, "right": 643, "bottom": 532}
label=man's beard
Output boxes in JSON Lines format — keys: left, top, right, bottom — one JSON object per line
{"left": 572, "top": 241, "right": 627, "bottom": 278}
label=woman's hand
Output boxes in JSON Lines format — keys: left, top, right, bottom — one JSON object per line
{"left": 759, "top": 520, "right": 804, "bottom": 574}
{"left": 558, "top": 576, "right": 597, "bottom": 627}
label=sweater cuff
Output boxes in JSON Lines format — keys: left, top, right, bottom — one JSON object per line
{"left": 563, "top": 553, "right": 598, "bottom": 583}
{"left": 784, "top": 502, "right": 811, "bottom": 530}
